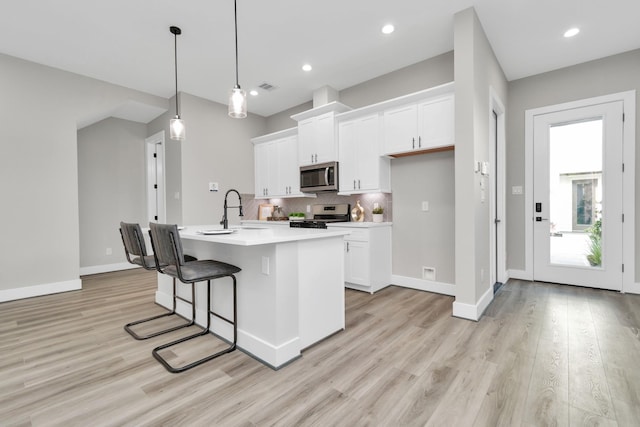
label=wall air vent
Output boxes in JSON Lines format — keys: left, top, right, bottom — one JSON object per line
{"left": 258, "top": 82, "right": 278, "bottom": 92}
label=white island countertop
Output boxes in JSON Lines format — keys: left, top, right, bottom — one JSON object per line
{"left": 179, "top": 225, "right": 351, "bottom": 246}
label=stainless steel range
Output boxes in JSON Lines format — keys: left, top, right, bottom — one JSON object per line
{"left": 289, "top": 203, "right": 351, "bottom": 229}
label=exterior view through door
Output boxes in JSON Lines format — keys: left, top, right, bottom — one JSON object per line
{"left": 532, "top": 101, "right": 624, "bottom": 290}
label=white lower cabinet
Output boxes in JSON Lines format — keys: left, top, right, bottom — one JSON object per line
{"left": 330, "top": 224, "right": 392, "bottom": 294}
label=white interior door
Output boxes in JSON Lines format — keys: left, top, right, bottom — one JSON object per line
{"left": 533, "top": 101, "right": 623, "bottom": 290}
{"left": 146, "top": 131, "right": 166, "bottom": 224}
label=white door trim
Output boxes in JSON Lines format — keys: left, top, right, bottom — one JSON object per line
{"left": 489, "top": 87, "right": 507, "bottom": 288}
{"left": 145, "top": 130, "right": 166, "bottom": 224}
{"left": 524, "top": 90, "right": 636, "bottom": 292}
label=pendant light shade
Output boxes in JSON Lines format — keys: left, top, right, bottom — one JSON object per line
{"left": 228, "top": 0, "right": 247, "bottom": 119}
{"left": 229, "top": 85, "right": 247, "bottom": 118}
{"left": 169, "top": 26, "right": 186, "bottom": 140}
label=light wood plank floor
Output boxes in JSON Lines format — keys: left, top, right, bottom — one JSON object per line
{"left": 2, "top": 269, "right": 640, "bottom": 426}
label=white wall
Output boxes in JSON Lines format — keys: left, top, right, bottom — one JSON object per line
{"left": 77, "top": 118, "right": 148, "bottom": 270}
{"left": 453, "top": 8, "right": 508, "bottom": 318}
{"left": 0, "top": 53, "right": 167, "bottom": 299}
{"left": 507, "top": 49, "right": 640, "bottom": 278}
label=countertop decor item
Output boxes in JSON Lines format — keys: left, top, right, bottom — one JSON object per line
{"left": 258, "top": 203, "right": 273, "bottom": 220}
{"left": 271, "top": 206, "right": 288, "bottom": 221}
{"left": 372, "top": 206, "right": 384, "bottom": 223}
{"left": 351, "top": 200, "right": 364, "bottom": 222}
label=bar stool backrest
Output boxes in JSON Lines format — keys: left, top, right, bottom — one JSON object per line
{"left": 120, "top": 222, "right": 153, "bottom": 269}
{"left": 149, "top": 223, "right": 186, "bottom": 268}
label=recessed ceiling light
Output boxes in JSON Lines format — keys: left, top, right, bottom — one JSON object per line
{"left": 249, "top": 90, "right": 258, "bottom": 96}
{"left": 381, "top": 24, "right": 395, "bottom": 35}
{"left": 564, "top": 27, "right": 580, "bottom": 38}
{"left": 302, "top": 64, "right": 312, "bottom": 72}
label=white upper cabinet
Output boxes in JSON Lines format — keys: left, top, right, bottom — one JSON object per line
{"left": 252, "top": 128, "right": 309, "bottom": 199}
{"left": 338, "top": 113, "right": 390, "bottom": 194}
{"left": 383, "top": 94, "right": 454, "bottom": 156}
{"left": 292, "top": 102, "right": 351, "bottom": 166}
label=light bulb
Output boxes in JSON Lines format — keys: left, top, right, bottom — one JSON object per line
{"left": 229, "top": 86, "right": 247, "bottom": 118}
{"left": 170, "top": 116, "right": 186, "bottom": 140}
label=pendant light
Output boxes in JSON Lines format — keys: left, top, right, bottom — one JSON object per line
{"left": 169, "top": 26, "right": 186, "bottom": 140}
{"left": 228, "top": 0, "right": 247, "bottom": 118}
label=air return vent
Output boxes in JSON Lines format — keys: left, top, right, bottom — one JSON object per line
{"left": 258, "top": 82, "right": 278, "bottom": 91}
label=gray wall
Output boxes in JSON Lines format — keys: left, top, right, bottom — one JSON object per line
{"left": 506, "top": 49, "right": 640, "bottom": 277}
{"left": 391, "top": 152, "right": 455, "bottom": 283}
{"left": 454, "top": 8, "right": 508, "bottom": 306}
{"left": 178, "top": 93, "right": 266, "bottom": 227}
{"left": 0, "top": 53, "right": 166, "bottom": 293}
{"left": 264, "top": 53, "right": 456, "bottom": 285}
{"left": 78, "top": 118, "right": 148, "bottom": 268}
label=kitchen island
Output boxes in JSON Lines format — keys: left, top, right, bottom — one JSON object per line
{"left": 154, "top": 225, "right": 350, "bottom": 369}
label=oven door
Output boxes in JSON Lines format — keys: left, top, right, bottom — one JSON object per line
{"left": 300, "top": 162, "right": 338, "bottom": 192}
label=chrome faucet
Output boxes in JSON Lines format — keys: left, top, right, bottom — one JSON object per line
{"left": 220, "top": 189, "right": 244, "bottom": 229}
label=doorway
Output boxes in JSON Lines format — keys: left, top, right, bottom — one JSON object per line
{"left": 489, "top": 89, "right": 506, "bottom": 293}
{"left": 146, "top": 131, "right": 166, "bottom": 224}
{"left": 531, "top": 101, "right": 623, "bottom": 290}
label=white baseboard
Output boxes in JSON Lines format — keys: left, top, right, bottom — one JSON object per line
{"left": 155, "top": 288, "right": 301, "bottom": 369}
{"left": 452, "top": 286, "right": 494, "bottom": 321}
{"left": 623, "top": 282, "right": 640, "bottom": 294}
{"left": 0, "top": 279, "right": 82, "bottom": 302}
{"left": 391, "top": 274, "right": 455, "bottom": 296}
{"left": 80, "top": 262, "right": 138, "bottom": 276}
{"left": 507, "top": 269, "right": 532, "bottom": 281}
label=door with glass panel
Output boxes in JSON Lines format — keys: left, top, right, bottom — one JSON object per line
{"left": 533, "top": 101, "right": 623, "bottom": 290}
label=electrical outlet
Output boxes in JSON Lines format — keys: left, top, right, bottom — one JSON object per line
{"left": 422, "top": 266, "right": 436, "bottom": 281}
{"left": 422, "top": 201, "right": 429, "bottom": 211}
{"left": 261, "top": 256, "right": 270, "bottom": 275}
{"left": 208, "top": 182, "right": 219, "bottom": 192}
{"left": 106, "top": 247, "right": 112, "bottom": 256}
{"left": 306, "top": 205, "right": 311, "bottom": 213}
{"left": 512, "top": 186, "right": 523, "bottom": 195}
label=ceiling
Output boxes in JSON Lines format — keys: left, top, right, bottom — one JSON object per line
{"left": 2, "top": 0, "right": 639, "bottom": 118}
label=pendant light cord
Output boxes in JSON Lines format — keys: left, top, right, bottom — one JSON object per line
{"left": 174, "top": 30, "right": 179, "bottom": 116}
{"left": 234, "top": 0, "right": 239, "bottom": 87}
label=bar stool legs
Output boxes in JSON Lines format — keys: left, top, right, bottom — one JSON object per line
{"left": 152, "top": 275, "right": 238, "bottom": 373}
{"left": 124, "top": 279, "right": 196, "bottom": 340}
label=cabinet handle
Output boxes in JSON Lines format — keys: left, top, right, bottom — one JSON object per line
{"left": 412, "top": 137, "right": 415, "bottom": 149}
{"left": 314, "top": 154, "right": 318, "bottom": 163}
{"left": 353, "top": 180, "right": 356, "bottom": 190}
{"left": 346, "top": 242, "right": 350, "bottom": 252}
{"left": 418, "top": 136, "right": 422, "bottom": 148}
{"left": 358, "top": 179, "right": 361, "bottom": 189}
{"left": 311, "top": 154, "right": 314, "bottom": 163}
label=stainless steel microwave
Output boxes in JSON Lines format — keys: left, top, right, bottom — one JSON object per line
{"left": 300, "top": 161, "right": 339, "bottom": 192}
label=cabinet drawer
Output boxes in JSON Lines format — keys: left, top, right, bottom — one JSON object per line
{"left": 344, "top": 228, "right": 370, "bottom": 242}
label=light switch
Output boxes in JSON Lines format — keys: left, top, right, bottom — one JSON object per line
{"left": 421, "top": 201, "right": 429, "bottom": 211}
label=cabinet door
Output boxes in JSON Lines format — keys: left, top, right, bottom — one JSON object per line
{"left": 338, "top": 120, "right": 358, "bottom": 192}
{"left": 418, "top": 95, "right": 454, "bottom": 150}
{"left": 345, "top": 240, "right": 370, "bottom": 285}
{"left": 298, "top": 118, "right": 316, "bottom": 166}
{"left": 355, "top": 114, "right": 382, "bottom": 191}
{"left": 278, "top": 135, "right": 301, "bottom": 196}
{"left": 383, "top": 104, "right": 417, "bottom": 155}
{"left": 314, "top": 113, "right": 337, "bottom": 164}
{"left": 254, "top": 143, "right": 269, "bottom": 198}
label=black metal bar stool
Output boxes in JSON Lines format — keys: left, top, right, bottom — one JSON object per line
{"left": 148, "top": 222, "right": 240, "bottom": 373}
{"left": 119, "top": 221, "right": 197, "bottom": 340}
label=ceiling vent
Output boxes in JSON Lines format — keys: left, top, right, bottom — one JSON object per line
{"left": 258, "top": 82, "right": 278, "bottom": 92}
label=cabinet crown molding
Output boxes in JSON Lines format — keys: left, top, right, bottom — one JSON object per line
{"left": 291, "top": 101, "right": 352, "bottom": 122}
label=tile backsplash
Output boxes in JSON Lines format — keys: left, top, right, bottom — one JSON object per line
{"left": 241, "top": 192, "right": 393, "bottom": 222}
